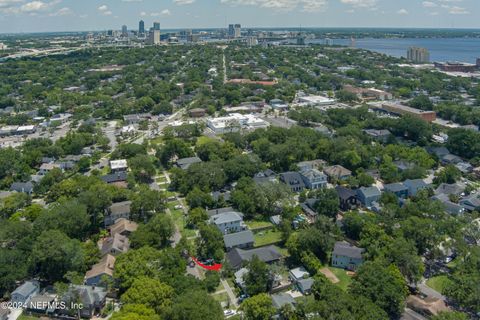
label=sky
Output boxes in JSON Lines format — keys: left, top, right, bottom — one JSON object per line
{"left": 0, "top": 0, "right": 478, "bottom": 33}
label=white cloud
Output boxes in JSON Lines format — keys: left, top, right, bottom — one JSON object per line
{"left": 174, "top": 0, "right": 195, "bottom": 5}
{"left": 422, "top": 1, "right": 437, "bottom": 8}
{"left": 340, "top": 0, "right": 377, "bottom": 8}
{"left": 49, "top": 6, "right": 72, "bottom": 16}
{"left": 220, "top": 0, "right": 328, "bottom": 12}
{"left": 448, "top": 5, "right": 468, "bottom": 14}
{"left": 397, "top": 8, "right": 408, "bottom": 15}
{"left": 98, "top": 4, "right": 112, "bottom": 15}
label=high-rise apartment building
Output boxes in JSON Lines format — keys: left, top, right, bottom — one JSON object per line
{"left": 228, "top": 24, "right": 235, "bottom": 38}
{"left": 407, "top": 47, "right": 430, "bottom": 63}
{"left": 121, "top": 25, "right": 128, "bottom": 37}
{"left": 234, "top": 24, "right": 241, "bottom": 38}
{"left": 148, "top": 30, "right": 161, "bottom": 45}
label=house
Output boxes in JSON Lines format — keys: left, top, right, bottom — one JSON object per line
{"left": 297, "top": 278, "right": 314, "bottom": 295}
{"left": 403, "top": 179, "right": 430, "bottom": 197}
{"left": 357, "top": 186, "right": 382, "bottom": 207}
{"left": 253, "top": 169, "right": 277, "bottom": 185}
{"left": 234, "top": 268, "right": 249, "bottom": 291}
{"left": 331, "top": 241, "right": 364, "bottom": 271}
{"left": 10, "top": 181, "right": 34, "bottom": 194}
{"left": 226, "top": 245, "right": 282, "bottom": 270}
{"left": 38, "top": 163, "right": 61, "bottom": 175}
{"left": 363, "top": 129, "right": 391, "bottom": 142}
{"left": 0, "top": 305, "right": 9, "bottom": 320}
{"left": 176, "top": 157, "right": 202, "bottom": 170}
{"left": 297, "top": 159, "right": 326, "bottom": 172}
{"left": 289, "top": 267, "right": 310, "bottom": 283}
{"left": 98, "top": 233, "right": 130, "bottom": 256}
{"left": 207, "top": 207, "right": 236, "bottom": 218}
{"left": 11, "top": 280, "right": 40, "bottom": 305}
{"left": 110, "top": 159, "right": 128, "bottom": 172}
{"left": 455, "top": 162, "right": 473, "bottom": 174}
{"left": 25, "top": 294, "right": 57, "bottom": 315}
{"left": 211, "top": 191, "right": 231, "bottom": 203}
{"left": 109, "top": 218, "right": 138, "bottom": 237}
{"left": 432, "top": 194, "right": 465, "bottom": 215}
{"left": 279, "top": 172, "right": 306, "bottom": 192}
{"left": 435, "top": 182, "right": 466, "bottom": 197}
{"left": 271, "top": 292, "right": 296, "bottom": 310}
{"left": 60, "top": 285, "right": 107, "bottom": 319}
{"left": 85, "top": 254, "right": 116, "bottom": 286}
{"left": 384, "top": 183, "right": 409, "bottom": 199}
{"left": 270, "top": 215, "right": 282, "bottom": 226}
{"left": 300, "top": 169, "right": 328, "bottom": 190}
{"left": 224, "top": 230, "right": 255, "bottom": 251}
{"left": 324, "top": 165, "right": 352, "bottom": 181}
{"left": 393, "top": 161, "right": 415, "bottom": 172}
{"left": 300, "top": 199, "right": 318, "bottom": 221}
{"left": 336, "top": 186, "right": 359, "bottom": 211}
{"left": 440, "top": 154, "right": 462, "bottom": 165}
{"left": 210, "top": 211, "right": 246, "bottom": 234}
{"left": 101, "top": 171, "right": 128, "bottom": 188}
{"left": 105, "top": 201, "right": 132, "bottom": 227}
{"left": 459, "top": 192, "right": 480, "bottom": 212}
{"left": 189, "top": 108, "right": 206, "bottom": 118}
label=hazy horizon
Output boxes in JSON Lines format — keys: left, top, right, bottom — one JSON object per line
{"left": 0, "top": 0, "right": 478, "bottom": 34}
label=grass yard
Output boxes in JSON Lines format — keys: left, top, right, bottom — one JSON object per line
{"left": 329, "top": 267, "right": 353, "bottom": 291}
{"left": 254, "top": 229, "right": 282, "bottom": 247}
{"left": 426, "top": 275, "right": 451, "bottom": 294}
{"left": 168, "top": 203, "right": 197, "bottom": 238}
{"left": 245, "top": 220, "right": 274, "bottom": 230}
{"left": 18, "top": 316, "right": 39, "bottom": 320}
{"left": 212, "top": 292, "right": 229, "bottom": 304}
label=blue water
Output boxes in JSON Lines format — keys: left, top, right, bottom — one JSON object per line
{"left": 313, "top": 38, "right": 480, "bottom": 63}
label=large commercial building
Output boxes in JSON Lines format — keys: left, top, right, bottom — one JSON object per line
{"left": 297, "top": 95, "right": 336, "bottom": 106}
{"left": 207, "top": 113, "right": 269, "bottom": 134}
{"left": 377, "top": 102, "right": 437, "bottom": 122}
{"left": 153, "top": 22, "right": 160, "bottom": 31}
{"left": 138, "top": 20, "right": 145, "bottom": 34}
{"left": 407, "top": 47, "right": 430, "bottom": 63}
{"left": 121, "top": 25, "right": 128, "bottom": 37}
{"left": 148, "top": 30, "right": 161, "bottom": 45}
{"left": 229, "top": 24, "right": 241, "bottom": 38}
{"left": 434, "top": 60, "right": 480, "bottom": 73}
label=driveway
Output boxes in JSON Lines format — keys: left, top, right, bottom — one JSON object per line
{"left": 221, "top": 279, "right": 238, "bottom": 308}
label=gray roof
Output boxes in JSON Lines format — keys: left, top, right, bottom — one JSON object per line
{"left": 384, "top": 183, "right": 408, "bottom": 193}
{"left": 207, "top": 207, "right": 236, "bottom": 218}
{"left": 226, "top": 245, "right": 282, "bottom": 269}
{"left": 176, "top": 157, "right": 202, "bottom": 170}
{"left": 64, "top": 285, "right": 107, "bottom": 307}
{"left": 10, "top": 181, "right": 34, "bottom": 193}
{"left": 109, "top": 201, "right": 132, "bottom": 216}
{"left": 280, "top": 172, "right": 306, "bottom": 188}
{"left": 224, "top": 230, "right": 254, "bottom": 249}
{"left": 270, "top": 215, "right": 282, "bottom": 225}
{"left": 297, "top": 278, "right": 314, "bottom": 293}
{"left": 336, "top": 186, "right": 357, "bottom": 200}
{"left": 101, "top": 171, "right": 128, "bottom": 183}
{"left": 12, "top": 280, "right": 39, "bottom": 297}
{"left": 332, "top": 241, "right": 364, "bottom": 259}
{"left": 403, "top": 179, "right": 428, "bottom": 190}
{"left": 357, "top": 186, "right": 381, "bottom": 198}
{"left": 211, "top": 211, "right": 243, "bottom": 225}
{"left": 435, "top": 183, "right": 466, "bottom": 196}
{"left": 300, "top": 168, "right": 327, "bottom": 181}
{"left": 271, "top": 293, "right": 296, "bottom": 309}
{"left": 460, "top": 192, "right": 480, "bottom": 209}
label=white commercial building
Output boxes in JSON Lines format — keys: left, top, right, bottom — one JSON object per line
{"left": 207, "top": 113, "right": 269, "bottom": 134}
{"left": 297, "top": 95, "right": 336, "bottom": 106}
{"left": 110, "top": 159, "right": 128, "bottom": 172}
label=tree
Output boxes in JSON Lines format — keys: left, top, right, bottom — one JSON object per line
{"left": 130, "top": 214, "right": 175, "bottom": 249}
{"left": 240, "top": 294, "right": 275, "bottom": 320}
{"left": 186, "top": 208, "right": 208, "bottom": 228}
{"left": 446, "top": 128, "right": 480, "bottom": 159}
{"left": 110, "top": 304, "right": 161, "bottom": 320}
{"left": 409, "top": 95, "right": 433, "bottom": 110}
{"left": 196, "top": 224, "right": 224, "bottom": 262}
{"left": 244, "top": 255, "right": 272, "bottom": 296}
{"left": 121, "top": 277, "right": 173, "bottom": 314}
{"left": 186, "top": 187, "right": 214, "bottom": 209}
{"left": 431, "top": 311, "right": 468, "bottom": 320}
{"left": 114, "top": 247, "right": 163, "bottom": 291}
{"left": 349, "top": 261, "right": 408, "bottom": 318}
{"left": 31, "top": 230, "right": 85, "bottom": 282}
{"left": 204, "top": 270, "right": 221, "bottom": 293}
{"left": 171, "top": 290, "right": 223, "bottom": 320}
{"left": 130, "top": 186, "right": 166, "bottom": 222}
{"left": 128, "top": 155, "right": 156, "bottom": 183}
{"left": 433, "top": 165, "right": 462, "bottom": 185}
{"left": 313, "top": 188, "right": 340, "bottom": 220}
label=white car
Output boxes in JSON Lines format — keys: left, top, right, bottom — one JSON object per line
{"left": 174, "top": 205, "right": 183, "bottom": 210}
{"left": 223, "top": 310, "right": 236, "bottom": 317}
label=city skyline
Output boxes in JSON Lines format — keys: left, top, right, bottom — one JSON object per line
{"left": 0, "top": 0, "right": 479, "bottom": 34}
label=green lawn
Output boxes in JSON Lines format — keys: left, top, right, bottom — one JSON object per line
{"left": 245, "top": 220, "right": 274, "bottom": 230}
{"left": 254, "top": 229, "right": 282, "bottom": 247}
{"left": 212, "top": 292, "right": 229, "bottom": 304}
{"left": 426, "top": 275, "right": 451, "bottom": 294}
{"left": 329, "top": 267, "right": 353, "bottom": 291}
{"left": 18, "top": 316, "right": 39, "bottom": 320}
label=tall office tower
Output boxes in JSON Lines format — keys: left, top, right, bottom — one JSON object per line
{"left": 139, "top": 20, "right": 145, "bottom": 34}
{"left": 148, "top": 30, "right": 161, "bottom": 45}
{"left": 107, "top": 30, "right": 114, "bottom": 37}
{"left": 234, "top": 24, "right": 241, "bottom": 38}
{"left": 153, "top": 22, "right": 161, "bottom": 31}
{"left": 407, "top": 47, "right": 430, "bottom": 63}
{"left": 228, "top": 24, "right": 235, "bottom": 38}
{"left": 121, "top": 25, "right": 128, "bottom": 37}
